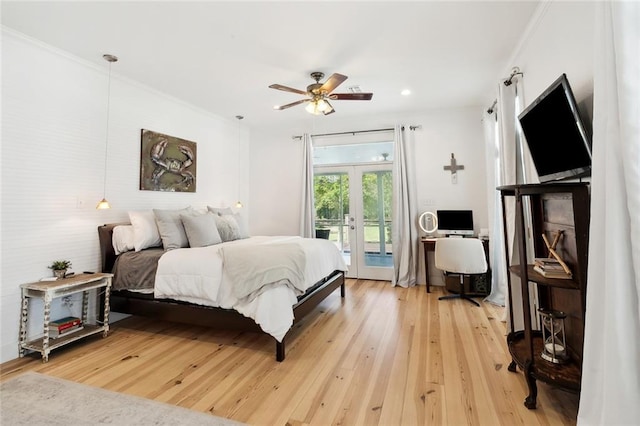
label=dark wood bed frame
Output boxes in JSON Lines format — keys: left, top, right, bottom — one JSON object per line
{"left": 98, "top": 223, "right": 345, "bottom": 361}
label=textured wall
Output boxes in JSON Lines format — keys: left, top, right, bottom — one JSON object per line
{"left": 1, "top": 30, "right": 248, "bottom": 363}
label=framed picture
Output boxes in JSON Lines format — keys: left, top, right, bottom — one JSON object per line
{"left": 140, "top": 129, "right": 197, "bottom": 192}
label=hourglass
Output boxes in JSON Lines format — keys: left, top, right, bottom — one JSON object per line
{"left": 538, "top": 308, "right": 569, "bottom": 364}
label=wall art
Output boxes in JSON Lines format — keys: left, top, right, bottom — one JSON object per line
{"left": 140, "top": 129, "right": 197, "bottom": 192}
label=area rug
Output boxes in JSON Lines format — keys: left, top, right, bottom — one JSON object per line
{"left": 0, "top": 372, "right": 244, "bottom": 425}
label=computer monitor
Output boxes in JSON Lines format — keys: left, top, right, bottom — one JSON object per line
{"left": 436, "top": 210, "right": 474, "bottom": 236}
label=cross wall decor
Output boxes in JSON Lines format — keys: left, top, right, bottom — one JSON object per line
{"left": 443, "top": 153, "right": 464, "bottom": 184}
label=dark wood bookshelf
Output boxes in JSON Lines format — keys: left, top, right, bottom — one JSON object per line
{"left": 499, "top": 183, "right": 589, "bottom": 409}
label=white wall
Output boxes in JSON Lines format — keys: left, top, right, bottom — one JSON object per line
{"left": 507, "top": 2, "right": 595, "bottom": 124}
{"left": 249, "top": 108, "right": 488, "bottom": 286}
{"left": 0, "top": 30, "right": 249, "bottom": 363}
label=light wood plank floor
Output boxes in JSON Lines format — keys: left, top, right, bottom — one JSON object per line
{"left": 1, "top": 279, "right": 579, "bottom": 425}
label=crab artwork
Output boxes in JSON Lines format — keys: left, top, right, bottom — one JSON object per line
{"left": 151, "top": 138, "right": 195, "bottom": 188}
{"left": 140, "top": 130, "right": 197, "bottom": 192}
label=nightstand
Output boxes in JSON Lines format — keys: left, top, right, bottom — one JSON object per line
{"left": 19, "top": 273, "right": 113, "bottom": 362}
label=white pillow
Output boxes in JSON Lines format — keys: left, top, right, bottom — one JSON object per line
{"left": 153, "top": 207, "right": 194, "bottom": 250}
{"left": 128, "top": 210, "right": 162, "bottom": 252}
{"left": 181, "top": 213, "right": 222, "bottom": 248}
{"left": 112, "top": 225, "right": 135, "bottom": 255}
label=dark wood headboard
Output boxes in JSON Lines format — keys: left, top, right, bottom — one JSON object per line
{"left": 98, "top": 223, "right": 129, "bottom": 273}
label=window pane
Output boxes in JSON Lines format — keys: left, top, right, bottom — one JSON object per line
{"left": 314, "top": 142, "right": 393, "bottom": 165}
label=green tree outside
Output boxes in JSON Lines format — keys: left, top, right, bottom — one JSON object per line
{"left": 314, "top": 171, "right": 392, "bottom": 244}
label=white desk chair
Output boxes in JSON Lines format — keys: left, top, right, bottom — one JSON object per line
{"left": 434, "top": 237, "right": 488, "bottom": 307}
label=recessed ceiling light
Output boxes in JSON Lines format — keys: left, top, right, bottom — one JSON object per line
{"left": 401, "top": 89, "right": 411, "bottom": 96}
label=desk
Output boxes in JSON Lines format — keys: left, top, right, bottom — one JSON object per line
{"left": 421, "top": 237, "right": 489, "bottom": 293}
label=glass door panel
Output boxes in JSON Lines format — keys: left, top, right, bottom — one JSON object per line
{"left": 314, "top": 172, "right": 353, "bottom": 275}
{"left": 361, "top": 170, "right": 393, "bottom": 269}
{"left": 314, "top": 164, "right": 392, "bottom": 280}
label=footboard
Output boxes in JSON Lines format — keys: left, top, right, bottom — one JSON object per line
{"left": 110, "top": 270, "right": 345, "bottom": 362}
{"left": 278, "top": 270, "right": 345, "bottom": 361}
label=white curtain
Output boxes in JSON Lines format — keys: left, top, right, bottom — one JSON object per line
{"left": 299, "top": 133, "right": 315, "bottom": 238}
{"left": 482, "top": 108, "right": 508, "bottom": 307}
{"left": 392, "top": 124, "right": 418, "bottom": 287}
{"left": 484, "top": 80, "right": 524, "bottom": 327}
{"left": 578, "top": 2, "right": 640, "bottom": 424}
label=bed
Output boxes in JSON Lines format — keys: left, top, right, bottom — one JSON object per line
{"left": 98, "top": 222, "right": 347, "bottom": 361}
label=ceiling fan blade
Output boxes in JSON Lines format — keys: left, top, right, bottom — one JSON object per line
{"left": 320, "top": 73, "right": 348, "bottom": 94}
{"left": 269, "top": 84, "right": 308, "bottom": 96}
{"left": 323, "top": 101, "right": 335, "bottom": 115}
{"left": 274, "top": 98, "right": 308, "bottom": 110}
{"left": 331, "top": 93, "right": 373, "bottom": 101}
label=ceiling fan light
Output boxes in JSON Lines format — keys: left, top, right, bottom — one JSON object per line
{"left": 305, "top": 98, "right": 329, "bottom": 115}
{"left": 305, "top": 101, "right": 320, "bottom": 115}
{"left": 318, "top": 99, "right": 330, "bottom": 111}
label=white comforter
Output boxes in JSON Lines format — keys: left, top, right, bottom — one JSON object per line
{"left": 154, "top": 236, "right": 347, "bottom": 341}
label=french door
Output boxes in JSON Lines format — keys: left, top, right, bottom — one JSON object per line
{"left": 314, "top": 164, "right": 393, "bottom": 281}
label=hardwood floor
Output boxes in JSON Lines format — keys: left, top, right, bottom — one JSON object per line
{"left": 1, "top": 279, "right": 579, "bottom": 425}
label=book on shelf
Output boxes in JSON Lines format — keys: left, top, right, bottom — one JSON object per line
{"left": 533, "top": 264, "right": 573, "bottom": 279}
{"left": 535, "top": 263, "right": 565, "bottom": 271}
{"left": 49, "top": 324, "right": 84, "bottom": 338}
{"left": 534, "top": 257, "right": 560, "bottom": 263}
{"left": 49, "top": 316, "right": 81, "bottom": 330}
{"left": 534, "top": 257, "right": 564, "bottom": 268}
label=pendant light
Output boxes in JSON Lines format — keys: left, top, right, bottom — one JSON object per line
{"left": 235, "top": 115, "right": 244, "bottom": 208}
{"left": 96, "top": 54, "right": 117, "bottom": 209}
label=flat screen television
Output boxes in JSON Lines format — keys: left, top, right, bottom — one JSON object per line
{"left": 436, "top": 210, "right": 474, "bottom": 236}
{"left": 518, "top": 73, "right": 592, "bottom": 183}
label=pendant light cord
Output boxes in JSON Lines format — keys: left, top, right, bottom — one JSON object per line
{"left": 102, "top": 61, "right": 113, "bottom": 199}
{"left": 236, "top": 115, "right": 243, "bottom": 208}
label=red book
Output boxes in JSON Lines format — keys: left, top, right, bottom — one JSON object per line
{"left": 49, "top": 316, "right": 81, "bottom": 330}
{"left": 57, "top": 320, "right": 82, "bottom": 331}
{"left": 49, "top": 324, "right": 83, "bottom": 338}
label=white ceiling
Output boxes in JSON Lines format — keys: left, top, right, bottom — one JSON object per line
{"left": 1, "top": 1, "right": 540, "bottom": 128}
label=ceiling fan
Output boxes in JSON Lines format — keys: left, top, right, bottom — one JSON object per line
{"left": 269, "top": 72, "right": 373, "bottom": 115}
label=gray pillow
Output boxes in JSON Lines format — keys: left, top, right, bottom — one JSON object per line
{"left": 153, "top": 207, "right": 194, "bottom": 250}
{"left": 214, "top": 214, "right": 241, "bottom": 242}
{"left": 181, "top": 213, "right": 222, "bottom": 248}
{"left": 207, "top": 206, "right": 234, "bottom": 216}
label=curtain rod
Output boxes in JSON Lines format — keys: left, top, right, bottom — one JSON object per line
{"left": 486, "top": 99, "right": 497, "bottom": 114}
{"left": 292, "top": 125, "right": 421, "bottom": 140}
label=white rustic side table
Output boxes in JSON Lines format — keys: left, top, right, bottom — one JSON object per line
{"left": 19, "top": 273, "right": 113, "bottom": 362}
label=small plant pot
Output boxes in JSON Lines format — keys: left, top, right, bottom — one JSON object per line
{"left": 53, "top": 269, "right": 66, "bottom": 279}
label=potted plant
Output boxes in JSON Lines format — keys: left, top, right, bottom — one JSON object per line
{"left": 48, "top": 260, "right": 72, "bottom": 279}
